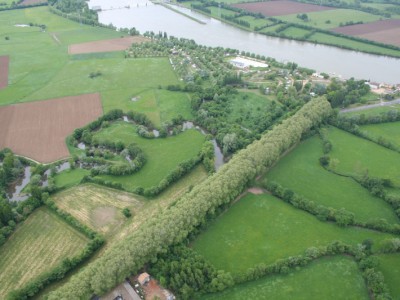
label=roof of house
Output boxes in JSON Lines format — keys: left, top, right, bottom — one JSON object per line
{"left": 138, "top": 272, "right": 150, "bottom": 284}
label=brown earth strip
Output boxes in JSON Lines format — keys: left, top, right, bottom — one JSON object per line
{"left": 68, "top": 36, "right": 148, "bottom": 55}
{"left": 233, "top": 0, "right": 334, "bottom": 17}
{"left": 0, "top": 93, "right": 103, "bottom": 163}
{"left": 19, "top": 0, "right": 47, "bottom": 5}
{"left": 359, "top": 28, "right": 400, "bottom": 47}
{"left": 0, "top": 56, "right": 9, "bottom": 89}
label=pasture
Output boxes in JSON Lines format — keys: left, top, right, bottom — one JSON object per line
{"left": 54, "top": 168, "right": 90, "bottom": 188}
{"left": 282, "top": 26, "right": 311, "bottom": 38}
{"left": 202, "top": 256, "right": 369, "bottom": 300}
{"left": 0, "top": 208, "right": 88, "bottom": 299}
{"left": 327, "top": 127, "right": 400, "bottom": 186}
{"left": 265, "top": 135, "right": 398, "bottom": 224}
{"left": 376, "top": 253, "right": 400, "bottom": 298}
{"left": 192, "top": 193, "right": 394, "bottom": 274}
{"left": 0, "top": 93, "right": 102, "bottom": 163}
{"left": 360, "top": 121, "right": 400, "bottom": 149}
{"left": 341, "top": 104, "right": 400, "bottom": 117}
{"left": 53, "top": 184, "right": 143, "bottom": 236}
{"left": 93, "top": 122, "right": 205, "bottom": 190}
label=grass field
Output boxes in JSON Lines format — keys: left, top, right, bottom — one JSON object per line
{"left": 0, "top": 208, "right": 88, "bottom": 298}
{"left": 277, "top": 9, "right": 380, "bottom": 30}
{"left": 282, "top": 26, "right": 311, "bottom": 38}
{"left": 376, "top": 253, "right": 400, "bottom": 298}
{"left": 193, "top": 193, "right": 394, "bottom": 274}
{"left": 360, "top": 121, "right": 400, "bottom": 149}
{"left": 93, "top": 122, "right": 205, "bottom": 190}
{"left": 236, "top": 15, "right": 270, "bottom": 29}
{"left": 327, "top": 127, "right": 400, "bottom": 186}
{"left": 201, "top": 256, "right": 369, "bottom": 300}
{"left": 265, "top": 135, "right": 398, "bottom": 224}
{"left": 54, "top": 168, "right": 90, "bottom": 188}
{"left": 341, "top": 104, "right": 400, "bottom": 117}
{"left": 53, "top": 184, "right": 143, "bottom": 236}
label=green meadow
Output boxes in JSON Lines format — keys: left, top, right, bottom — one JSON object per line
{"left": 376, "top": 253, "right": 400, "bottom": 298}
{"left": 265, "top": 135, "right": 398, "bottom": 224}
{"left": 193, "top": 193, "right": 394, "bottom": 274}
{"left": 360, "top": 121, "right": 400, "bottom": 149}
{"left": 201, "top": 256, "right": 369, "bottom": 300}
{"left": 54, "top": 168, "right": 90, "bottom": 189}
{"left": 342, "top": 104, "right": 400, "bottom": 117}
{"left": 93, "top": 122, "right": 205, "bottom": 190}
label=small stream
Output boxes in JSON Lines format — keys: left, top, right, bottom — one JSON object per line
{"left": 7, "top": 166, "right": 31, "bottom": 202}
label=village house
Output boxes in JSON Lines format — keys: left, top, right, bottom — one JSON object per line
{"left": 138, "top": 272, "right": 150, "bottom": 286}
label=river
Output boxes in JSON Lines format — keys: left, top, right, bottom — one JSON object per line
{"left": 88, "top": 0, "right": 400, "bottom": 84}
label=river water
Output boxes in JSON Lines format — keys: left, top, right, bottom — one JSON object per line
{"left": 88, "top": 0, "right": 400, "bottom": 84}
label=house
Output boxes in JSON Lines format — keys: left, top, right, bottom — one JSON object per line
{"left": 138, "top": 272, "right": 150, "bottom": 286}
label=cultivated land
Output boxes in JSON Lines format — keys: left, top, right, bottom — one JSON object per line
{"left": 265, "top": 135, "right": 399, "bottom": 224}
{"left": 202, "top": 256, "right": 369, "bottom": 300}
{"left": 193, "top": 193, "right": 394, "bottom": 274}
{"left": 53, "top": 184, "right": 143, "bottom": 236}
{"left": 327, "top": 127, "right": 400, "bottom": 186}
{"left": 232, "top": 0, "right": 334, "bottom": 17}
{"left": 0, "top": 208, "right": 89, "bottom": 298}
{"left": 0, "top": 93, "right": 102, "bottom": 163}
{"left": 376, "top": 253, "right": 400, "bottom": 298}
{"left": 93, "top": 123, "right": 205, "bottom": 190}
{"left": 68, "top": 36, "right": 148, "bottom": 55}
{"left": 360, "top": 121, "right": 400, "bottom": 149}
{"left": 0, "top": 55, "right": 9, "bottom": 89}
{"left": 332, "top": 19, "right": 400, "bottom": 47}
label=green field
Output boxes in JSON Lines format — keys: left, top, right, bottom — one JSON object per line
{"left": 0, "top": 208, "right": 88, "bottom": 298}
{"left": 360, "top": 121, "right": 400, "bottom": 149}
{"left": 277, "top": 9, "right": 380, "bottom": 30}
{"left": 236, "top": 15, "right": 270, "bottom": 29}
{"left": 342, "top": 104, "right": 400, "bottom": 117}
{"left": 327, "top": 127, "right": 400, "bottom": 186}
{"left": 193, "top": 193, "right": 394, "bottom": 274}
{"left": 54, "top": 168, "right": 90, "bottom": 188}
{"left": 282, "top": 26, "right": 311, "bottom": 38}
{"left": 265, "top": 135, "right": 398, "bottom": 224}
{"left": 93, "top": 122, "right": 205, "bottom": 190}
{"left": 201, "top": 256, "right": 369, "bottom": 300}
{"left": 376, "top": 253, "right": 400, "bottom": 298}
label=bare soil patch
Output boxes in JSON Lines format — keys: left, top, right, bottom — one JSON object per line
{"left": 19, "top": 0, "right": 47, "bottom": 5}
{"left": 0, "top": 93, "right": 102, "bottom": 163}
{"left": 331, "top": 19, "right": 400, "bottom": 47}
{"left": 68, "top": 36, "right": 148, "bottom": 55}
{"left": 143, "top": 279, "right": 169, "bottom": 300}
{"left": 248, "top": 187, "right": 264, "bottom": 195}
{"left": 233, "top": 0, "right": 334, "bottom": 17}
{"left": 0, "top": 56, "right": 9, "bottom": 90}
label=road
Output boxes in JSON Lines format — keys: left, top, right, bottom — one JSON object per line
{"left": 340, "top": 98, "right": 400, "bottom": 113}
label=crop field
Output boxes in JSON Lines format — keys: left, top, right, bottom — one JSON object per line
{"left": 0, "top": 93, "right": 102, "bottom": 163}
{"left": 202, "top": 256, "right": 369, "bottom": 300}
{"left": 276, "top": 9, "right": 380, "bottom": 30}
{"left": 360, "top": 121, "right": 400, "bottom": 149}
{"left": 0, "top": 208, "right": 88, "bottom": 298}
{"left": 0, "top": 55, "right": 9, "bottom": 89}
{"left": 93, "top": 122, "right": 205, "bottom": 190}
{"left": 68, "top": 36, "right": 148, "bottom": 54}
{"left": 232, "top": 1, "right": 334, "bottom": 17}
{"left": 265, "top": 135, "right": 398, "bottom": 224}
{"left": 327, "top": 127, "right": 400, "bottom": 186}
{"left": 376, "top": 253, "right": 400, "bottom": 298}
{"left": 53, "top": 184, "right": 143, "bottom": 236}
{"left": 192, "top": 193, "right": 394, "bottom": 274}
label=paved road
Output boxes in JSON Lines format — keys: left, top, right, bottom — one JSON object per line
{"left": 340, "top": 98, "right": 400, "bottom": 113}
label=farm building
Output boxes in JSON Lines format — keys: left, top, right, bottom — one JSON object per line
{"left": 138, "top": 272, "right": 150, "bottom": 286}
{"left": 229, "top": 57, "right": 268, "bottom": 69}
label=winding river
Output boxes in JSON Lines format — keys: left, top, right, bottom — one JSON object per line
{"left": 89, "top": 0, "right": 400, "bottom": 84}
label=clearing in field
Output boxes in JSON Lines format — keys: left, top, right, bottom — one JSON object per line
{"left": 265, "top": 135, "right": 399, "bottom": 224}
{"left": 0, "top": 55, "right": 9, "bottom": 89}
{"left": 68, "top": 36, "right": 148, "bottom": 55}
{"left": 192, "top": 193, "right": 394, "bottom": 274}
{"left": 232, "top": 0, "right": 334, "bottom": 17}
{"left": 0, "top": 208, "right": 89, "bottom": 299}
{"left": 376, "top": 253, "right": 400, "bottom": 298}
{"left": 0, "top": 93, "right": 102, "bottom": 163}
{"left": 332, "top": 19, "right": 400, "bottom": 47}
{"left": 202, "top": 256, "right": 369, "bottom": 300}
{"left": 53, "top": 184, "right": 143, "bottom": 236}
{"left": 93, "top": 122, "right": 205, "bottom": 190}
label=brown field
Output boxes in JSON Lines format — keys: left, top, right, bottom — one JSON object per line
{"left": 233, "top": 0, "right": 334, "bottom": 17}
{"left": 68, "top": 36, "right": 148, "bottom": 55}
{"left": 19, "top": 0, "right": 47, "bottom": 5}
{"left": 332, "top": 19, "right": 400, "bottom": 47}
{"left": 0, "top": 93, "right": 102, "bottom": 163}
{"left": 0, "top": 56, "right": 9, "bottom": 90}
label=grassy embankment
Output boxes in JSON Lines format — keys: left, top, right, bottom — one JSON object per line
{"left": 0, "top": 208, "right": 89, "bottom": 298}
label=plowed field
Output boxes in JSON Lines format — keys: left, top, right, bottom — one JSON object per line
{"left": 0, "top": 93, "right": 102, "bottom": 163}
{"left": 68, "top": 36, "right": 148, "bottom": 55}
{"left": 0, "top": 56, "right": 9, "bottom": 89}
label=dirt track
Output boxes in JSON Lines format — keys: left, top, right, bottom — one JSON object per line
{"left": 331, "top": 19, "right": 400, "bottom": 47}
{"left": 0, "top": 94, "right": 102, "bottom": 163}
{"left": 0, "top": 56, "right": 9, "bottom": 89}
{"left": 68, "top": 36, "right": 148, "bottom": 55}
{"left": 233, "top": 0, "right": 333, "bottom": 17}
